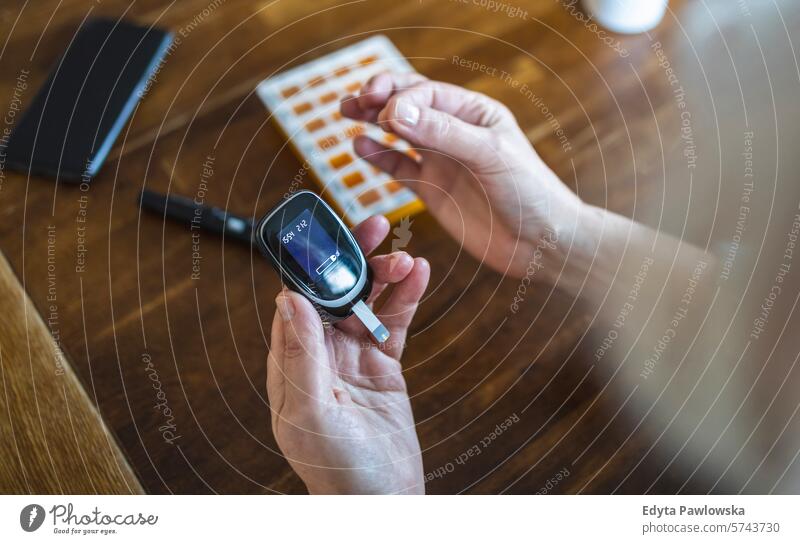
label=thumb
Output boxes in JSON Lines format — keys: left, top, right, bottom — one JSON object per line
{"left": 273, "top": 290, "right": 330, "bottom": 403}
{"left": 380, "top": 96, "right": 495, "bottom": 167}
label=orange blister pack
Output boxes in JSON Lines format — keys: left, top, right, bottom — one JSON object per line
{"left": 256, "top": 35, "right": 425, "bottom": 226}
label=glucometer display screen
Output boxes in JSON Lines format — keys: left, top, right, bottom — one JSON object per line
{"left": 279, "top": 209, "right": 359, "bottom": 297}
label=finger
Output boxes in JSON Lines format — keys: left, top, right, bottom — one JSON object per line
{"left": 340, "top": 93, "right": 377, "bottom": 122}
{"left": 368, "top": 251, "right": 415, "bottom": 300}
{"left": 359, "top": 72, "right": 427, "bottom": 110}
{"left": 267, "top": 308, "right": 286, "bottom": 422}
{"left": 377, "top": 257, "right": 430, "bottom": 359}
{"left": 341, "top": 72, "right": 428, "bottom": 123}
{"left": 353, "top": 135, "right": 420, "bottom": 181}
{"left": 382, "top": 80, "right": 509, "bottom": 126}
{"left": 377, "top": 87, "right": 496, "bottom": 169}
{"left": 364, "top": 250, "right": 414, "bottom": 307}
{"left": 335, "top": 251, "right": 414, "bottom": 336}
{"left": 274, "top": 290, "right": 332, "bottom": 405}
{"left": 351, "top": 214, "right": 390, "bottom": 256}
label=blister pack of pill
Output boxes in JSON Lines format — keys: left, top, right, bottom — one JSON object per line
{"left": 256, "top": 35, "right": 424, "bottom": 226}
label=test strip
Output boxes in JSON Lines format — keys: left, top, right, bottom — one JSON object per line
{"left": 351, "top": 299, "right": 390, "bottom": 343}
{"left": 256, "top": 35, "right": 425, "bottom": 226}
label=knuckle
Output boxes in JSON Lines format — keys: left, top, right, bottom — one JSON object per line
{"left": 405, "top": 78, "right": 430, "bottom": 93}
{"left": 479, "top": 95, "right": 512, "bottom": 126}
{"left": 283, "top": 336, "right": 308, "bottom": 358}
{"left": 429, "top": 112, "right": 451, "bottom": 144}
{"left": 366, "top": 71, "right": 387, "bottom": 87}
{"left": 491, "top": 96, "right": 513, "bottom": 118}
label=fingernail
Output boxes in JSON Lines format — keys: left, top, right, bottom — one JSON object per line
{"left": 395, "top": 99, "right": 419, "bottom": 126}
{"left": 276, "top": 295, "right": 295, "bottom": 321}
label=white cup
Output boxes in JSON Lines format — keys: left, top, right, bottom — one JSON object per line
{"left": 582, "top": 0, "right": 669, "bottom": 34}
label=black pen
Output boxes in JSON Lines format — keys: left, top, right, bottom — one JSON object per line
{"left": 138, "top": 189, "right": 254, "bottom": 245}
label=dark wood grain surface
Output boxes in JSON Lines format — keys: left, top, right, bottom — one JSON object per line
{"left": 0, "top": 253, "right": 142, "bottom": 494}
{"left": 0, "top": 0, "right": 796, "bottom": 493}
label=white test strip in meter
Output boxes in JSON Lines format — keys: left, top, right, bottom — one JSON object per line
{"left": 351, "top": 300, "right": 390, "bottom": 343}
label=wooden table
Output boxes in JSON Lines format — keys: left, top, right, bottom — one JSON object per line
{"left": 0, "top": 0, "right": 796, "bottom": 493}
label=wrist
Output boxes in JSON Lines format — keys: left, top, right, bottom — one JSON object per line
{"left": 298, "top": 458, "right": 425, "bottom": 495}
{"left": 305, "top": 476, "right": 425, "bottom": 495}
{"left": 539, "top": 199, "right": 606, "bottom": 292}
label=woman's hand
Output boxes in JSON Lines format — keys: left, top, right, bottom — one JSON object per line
{"left": 267, "top": 215, "right": 429, "bottom": 494}
{"left": 341, "top": 72, "right": 585, "bottom": 280}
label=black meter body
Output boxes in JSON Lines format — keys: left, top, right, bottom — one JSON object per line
{"left": 256, "top": 191, "right": 388, "bottom": 341}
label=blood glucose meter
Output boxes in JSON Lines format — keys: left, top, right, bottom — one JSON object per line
{"left": 256, "top": 190, "right": 390, "bottom": 343}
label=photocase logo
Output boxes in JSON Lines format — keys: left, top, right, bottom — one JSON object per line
{"left": 20, "top": 504, "right": 45, "bottom": 532}
{"left": 391, "top": 216, "right": 413, "bottom": 252}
